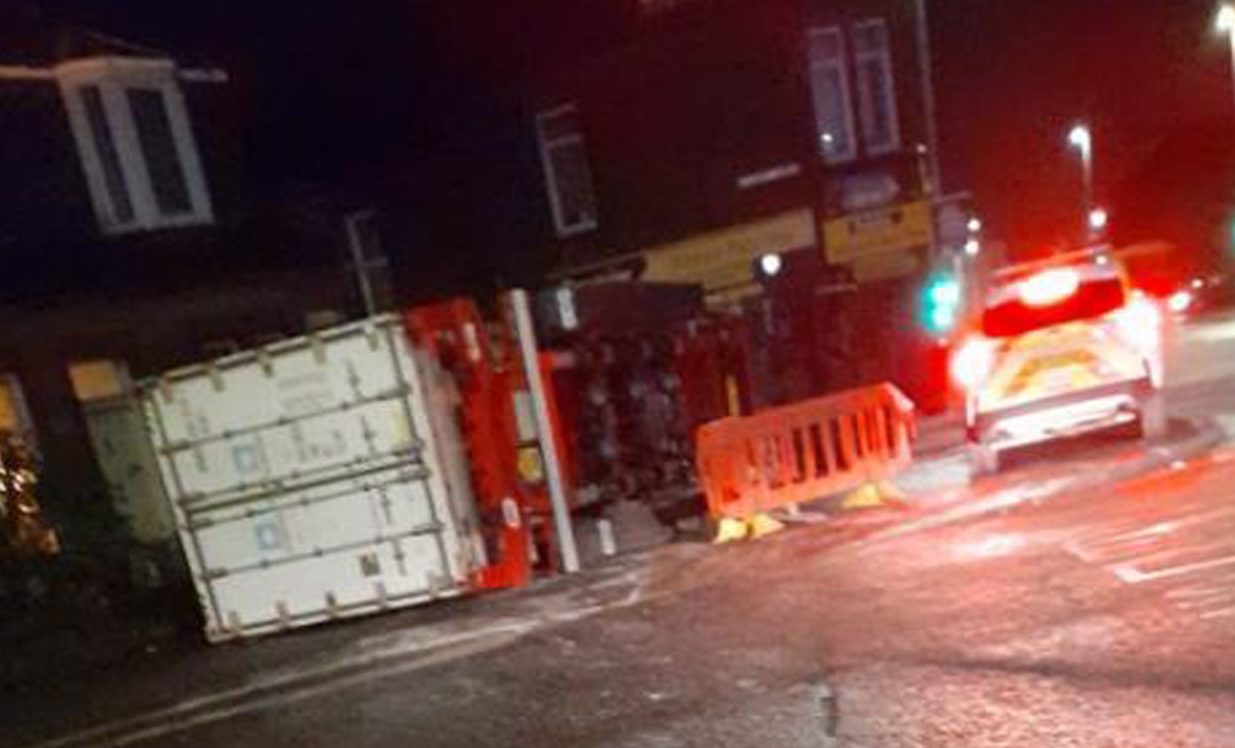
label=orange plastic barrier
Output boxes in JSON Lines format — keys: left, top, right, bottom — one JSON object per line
{"left": 695, "top": 383, "right": 916, "bottom": 521}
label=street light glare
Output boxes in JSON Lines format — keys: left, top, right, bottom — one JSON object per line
{"left": 1218, "top": 4, "right": 1235, "bottom": 33}
{"left": 759, "top": 252, "right": 783, "bottom": 277}
{"left": 1067, "top": 124, "right": 1091, "bottom": 151}
{"left": 1088, "top": 207, "right": 1109, "bottom": 231}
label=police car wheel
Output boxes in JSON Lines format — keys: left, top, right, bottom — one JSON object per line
{"left": 968, "top": 442, "right": 1000, "bottom": 479}
{"left": 1138, "top": 393, "right": 1168, "bottom": 441}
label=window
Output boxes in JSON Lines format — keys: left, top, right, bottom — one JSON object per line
{"left": 0, "top": 374, "right": 37, "bottom": 451}
{"left": 68, "top": 360, "right": 132, "bottom": 402}
{"left": 80, "top": 85, "right": 134, "bottom": 224}
{"left": 536, "top": 104, "right": 599, "bottom": 238}
{"left": 853, "top": 19, "right": 901, "bottom": 155}
{"left": 128, "top": 88, "right": 194, "bottom": 215}
{"left": 807, "top": 27, "right": 857, "bottom": 164}
{"left": 56, "top": 58, "right": 213, "bottom": 234}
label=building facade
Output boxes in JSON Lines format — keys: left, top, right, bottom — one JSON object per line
{"left": 515, "top": 0, "right": 946, "bottom": 405}
{"left": 0, "top": 22, "right": 361, "bottom": 547}
{"left": 526, "top": 0, "right": 938, "bottom": 298}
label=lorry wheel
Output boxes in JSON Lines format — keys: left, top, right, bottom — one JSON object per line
{"left": 968, "top": 442, "right": 1000, "bottom": 479}
{"left": 1139, "top": 393, "right": 1168, "bottom": 441}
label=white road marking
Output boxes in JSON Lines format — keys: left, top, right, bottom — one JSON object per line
{"left": 1064, "top": 529, "right": 1168, "bottom": 564}
{"left": 1109, "top": 553, "right": 1235, "bottom": 585}
{"left": 1179, "top": 598, "right": 1233, "bottom": 611}
{"left": 1200, "top": 605, "right": 1235, "bottom": 620}
{"left": 25, "top": 570, "right": 650, "bottom": 748}
{"left": 1065, "top": 504, "right": 1235, "bottom": 565}
{"left": 1173, "top": 589, "right": 1235, "bottom": 609}
{"left": 1164, "top": 567, "right": 1235, "bottom": 598}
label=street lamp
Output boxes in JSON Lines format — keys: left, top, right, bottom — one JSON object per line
{"left": 1067, "top": 123, "right": 1095, "bottom": 243}
{"left": 1216, "top": 5, "right": 1235, "bottom": 119}
{"left": 1218, "top": 4, "right": 1235, "bottom": 33}
{"left": 758, "top": 252, "right": 783, "bottom": 278}
{"left": 1088, "top": 207, "right": 1109, "bottom": 234}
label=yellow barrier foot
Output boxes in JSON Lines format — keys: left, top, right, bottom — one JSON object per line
{"left": 875, "top": 480, "right": 909, "bottom": 508}
{"left": 713, "top": 517, "right": 749, "bottom": 544}
{"left": 840, "top": 483, "right": 883, "bottom": 510}
{"left": 749, "top": 513, "right": 785, "bottom": 539}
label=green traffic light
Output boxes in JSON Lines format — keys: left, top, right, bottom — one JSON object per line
{"left": 922, "top": 273, "right": 962, "bottom": 334}
{"left": 929, "top": 279, "right": 961, "bottom": 307}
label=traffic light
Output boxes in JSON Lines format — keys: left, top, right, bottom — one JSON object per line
{"left": 922, "top": 271, "right": 962, "bottom": 336}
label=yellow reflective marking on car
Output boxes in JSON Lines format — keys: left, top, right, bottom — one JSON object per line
{"left": 1002, "top": 350, "right": 1099, "bottom": 399}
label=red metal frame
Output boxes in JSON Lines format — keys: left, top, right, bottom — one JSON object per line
{"left": 405, "top": 299, "right": 532, "bottom": 589}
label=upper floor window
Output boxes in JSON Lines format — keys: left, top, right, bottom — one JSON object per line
{"left": 536, "top": 104, "right": 599, "bottom": 238}
{"left": 853, "top": 19, "right": 901, "bottom": 155}
{"left": 56, "top": 58, "right": 213, "bottom": 235}
{"left": 807, "top": 27, "right": 857, "bottom": 164}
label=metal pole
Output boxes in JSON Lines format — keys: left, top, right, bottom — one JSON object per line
{"left": 345, "top": 211, "right": 377, "bottom": 317}
{"left": 509, "top": 289, "right": 581, "bottom": 574}
{"left": 1228, "top": 30, "right": 1235, "bottom": 126}
{"left": 911, "top": 0, "right": 943, "bottom": 196}
{"left": 1081, "top": 144, "right": 1094, "bottom": 243}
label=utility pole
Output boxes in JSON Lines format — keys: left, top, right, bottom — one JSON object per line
{"left": 1067, "top": 124, "right": 1094, "bottom": 244}
{"left": 911, "top": 0, "right": 943, "bottom": 197}
{"left": 1216, "top": 6, "right": 1235, "bottom": 128}
{"left": 509, "top": 289, "right": 581, "bottom": 574}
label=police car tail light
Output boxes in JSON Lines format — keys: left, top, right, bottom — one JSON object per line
{"left": 1110, "top": 295, "right": 1161, "bottom": 353}
{"left": 1019, "top": 268, "right": 1080, "bottom": 307}
{"left": 951, "top": 336, "right": 996, "bottom": 392}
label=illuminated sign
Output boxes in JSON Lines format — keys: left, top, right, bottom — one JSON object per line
{"left": 821, "top": 200, "right": 934, "bottom": 282}
{"left": 640, "top": 209, "right": 816, "bottom": 302}
{"left": 823, "top": 200, "right": 933, "bottom": 265}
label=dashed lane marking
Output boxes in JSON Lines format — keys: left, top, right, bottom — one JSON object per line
{"left": 1109, "top": 553, "right": 1235, "bottom": 585}
{"left": 1063, "top": 503, "right": 1235, "bottom": 566}
{"left": 1166, "top": 571, "right": 1235, "bottom": 601}
{"left": 1063, "top": 506, "right": 1235, "bottom": 621}
{"left": 1199, "top": 604, "right": 1235, "bottom": 620}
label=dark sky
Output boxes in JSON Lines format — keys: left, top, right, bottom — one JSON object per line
{"left": 931, "top": 0, "right": 1231, "bottom": 250}
{"left": 32, "top": 0, "right": 1235, "bottom": 253}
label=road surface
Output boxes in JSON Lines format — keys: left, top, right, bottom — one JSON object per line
{"left": 8, "top": 312, "right": 1235, "bottom": 747}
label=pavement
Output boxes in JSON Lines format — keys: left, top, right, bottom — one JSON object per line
{"left": 8, "top": 311, "right": 1235, "bottom": 747}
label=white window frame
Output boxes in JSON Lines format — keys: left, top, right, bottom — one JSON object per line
{"left": 806, "top": 26, "right": 858, "bottom": 164}
{"left": 535, "top": 103, "right": 599, "bottom": 238}
{"left": 853, "top": 18, "right": 901, "bottom": 156}
{"left": 55, "top": 57, "right": 213, "bottom": 235}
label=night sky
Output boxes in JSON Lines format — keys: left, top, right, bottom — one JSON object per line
{"left": 29, "top": 0, "right": 1235, "bottom": 257}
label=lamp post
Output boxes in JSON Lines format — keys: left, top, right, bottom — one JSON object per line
{"left": 1217, "top": 5, "right": 1235, "bottom": 119}
{"left": 1067, "top": 124, "right": 1094, "bottom": 243}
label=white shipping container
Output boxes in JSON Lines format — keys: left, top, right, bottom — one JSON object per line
{"left": 143, "top": 316, "right": 478, "bottom": 641}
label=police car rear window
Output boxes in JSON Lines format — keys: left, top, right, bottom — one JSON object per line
{"left": 982, "top": 274, "right": 1125, "bottom": 338}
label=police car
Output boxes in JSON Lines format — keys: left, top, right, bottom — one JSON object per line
{"left": 951, "top": 252, "right": 1166, "bottom": 475}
